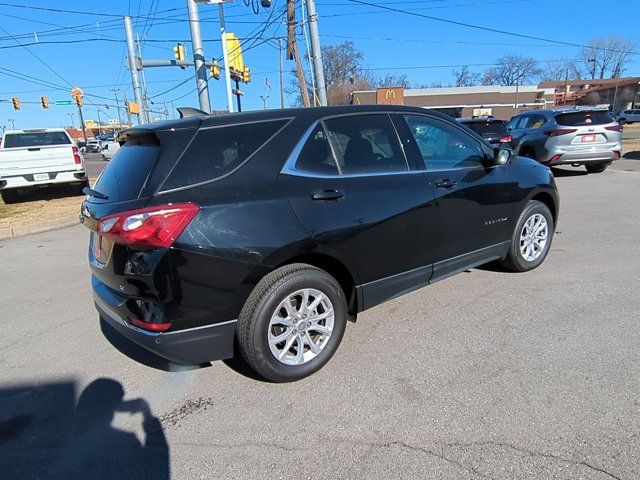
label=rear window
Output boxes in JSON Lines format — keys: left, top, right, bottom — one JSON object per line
{"left": 92, "top": 144, "right": 159, "bottom": 201}
{"left": 463, "top": 121, "right": 507, "bottom": 136}
{"left": 3, "top": 131, "right": 71, "bottom": 148}
{"left": 162, "top": 119, "right": 288, "bottom": 190}
{"left": 555, "top": 111, "right": 614, "bottom": 126}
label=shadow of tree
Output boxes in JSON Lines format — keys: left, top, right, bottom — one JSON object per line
{"left": 0, "top": 379, "right": 169, "bottom": 479}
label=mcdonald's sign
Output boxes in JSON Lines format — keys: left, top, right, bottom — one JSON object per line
{"left": 376, "top": 87, "right": 404, "bottom": 105}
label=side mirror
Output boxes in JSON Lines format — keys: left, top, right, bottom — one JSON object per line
{"left": 494, "top": 147, "right": 512, "bottom": 166}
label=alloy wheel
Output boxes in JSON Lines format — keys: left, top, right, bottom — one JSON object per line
{"left": 519, "top": 213, "right": 548, "bottom": 262}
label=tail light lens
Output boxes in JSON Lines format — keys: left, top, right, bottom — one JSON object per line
{"left": 499, "top": 134, "right": 513, "bottom": 143}
{"left": 544, "top": 129, "right": 577, "bottom": 137}
{"left": 130, "top": 318, "right": 172, "bottom": 332}
{"left": 72, "top": 146, "right": 82, "bottom": 165}
{"left": 606, "top": 125, "right": 624, "bottom": 132}
{"left": 98, "top": 203, "right": 200, "bottom": 248}
{"left": 614, "top": 151, "right": 621, "bottom": 159}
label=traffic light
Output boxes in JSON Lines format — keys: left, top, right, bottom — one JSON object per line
{"left": 41, "top": 96, "right": 49, "bottom": 109}
{"left": 75, "top": 96, "right": 83, "bottom": 108}
{"left": 242, "top": 66, "right": 251, "bottom": 83}
{"left": 12, "top": 97, "right": 20, "bottom": 110}
{"left": 209, "top": 60, "right": 220, "bottom": 80}
{"left": 173, "top": 43, "right": 186, "bottom": 62}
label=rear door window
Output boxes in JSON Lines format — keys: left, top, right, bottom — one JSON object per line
{"left": 162, "top": 119, "right": 288, "bottom": 190}
{"left": 3, "top": 131, "right": 71, "bottom": 148}
{"left": 321, "top": 114, "right": 408, "bottom": 174}
{"left": 295, "top": 124, "right": 340, "bottom": 175}
{"left": 556, "top": 111, "right": 614, "bottom": 126}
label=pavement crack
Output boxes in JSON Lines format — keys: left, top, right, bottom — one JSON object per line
{"left": 442, "top": 441, "right": 621, "bottom": 480}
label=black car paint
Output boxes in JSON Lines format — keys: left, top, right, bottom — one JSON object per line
{"left": 82, "top": 105, "right": 558, "bottom": 365}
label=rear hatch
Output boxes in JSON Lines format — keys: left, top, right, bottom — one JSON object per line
{"left": 464, "top": 120, "right": 508, "bottom": 144}
{"left": 0, "top": 131, "right": 77, "bottom": 174}
{"left": 552, "top": 110, "right": 621, "bottom": 151}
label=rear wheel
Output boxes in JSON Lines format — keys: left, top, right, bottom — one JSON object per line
{"left": 585, "top": 163, "right": 608, "bottom": 174}
{"left": 0, "top": 189, "right": 20, "bottom": 204}
{"left": 500, "top": 200, "right": 554, "bottom": 272}
{"left": 618, "top": 118, "right": 626, "bottom": 125}
{"left": 236, "top": 263, "right": 347, "bottom": 382}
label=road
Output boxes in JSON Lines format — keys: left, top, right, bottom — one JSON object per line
{"left": 1, "top": 161, "right": 640, "bottom": 479}
{"left": 83, "top": 152, "right": 107, "bottom": 179}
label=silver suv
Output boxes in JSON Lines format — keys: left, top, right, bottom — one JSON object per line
{"left": 616, "top": 109, "right": 640, "bottom": 124}
{"left": 507, "top": 108, "right": 623, "bottom": 173}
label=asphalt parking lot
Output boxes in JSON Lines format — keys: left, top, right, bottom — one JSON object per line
{"left": 1, "top": 160, "right": 639, "bottom": 479}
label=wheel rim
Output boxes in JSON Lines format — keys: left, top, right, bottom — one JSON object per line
{"left": 519, "top": 213, "right": 548, "bottom": 262}
{"left": 268, "top": 288, "right": 335, "bottom": 366}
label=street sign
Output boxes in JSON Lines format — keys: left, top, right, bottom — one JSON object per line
{"left": 226, "top": 33, "right": 244, "bottom": 72}
{"left": 55, "top": 100, "right": 73, "bottom": 105}
{"left": 128, "top": 102, "right": 140, "bottom": 114}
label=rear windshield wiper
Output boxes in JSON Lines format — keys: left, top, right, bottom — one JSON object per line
{"left": 83, "top": 187, "right": 109, "bottom": 200}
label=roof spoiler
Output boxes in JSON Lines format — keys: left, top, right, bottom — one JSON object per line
{"left": 177, "top": 107, "right": 208, "bottom": 118}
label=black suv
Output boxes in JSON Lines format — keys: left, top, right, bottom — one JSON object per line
{"left": 81, "top": 105, "right": 558, "bottom": 382}
{"left": 457, "top": 117, "right": 512, "bottom": 145}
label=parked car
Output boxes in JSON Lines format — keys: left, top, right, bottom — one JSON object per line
{"left": 81, "top": 105, "right": 559, "bottom": 382}
{"left": 506, "top": 108, "right": 623, "bottom": 173}
{"left": 457, "top": 117, "right": 512, "bottom": 145}
{"left": 85, "top": 140, "right": 102, "bottom": 153}
{"left": 0, "top": 128, "right": 88, "bottom": 203}
{"left": 615, "top": 109, "right": 640, "bottom": 124}
{"left": 101, "top": 140, "right": 120, "bottom": 161}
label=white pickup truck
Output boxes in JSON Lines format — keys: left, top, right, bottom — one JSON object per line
{"left": 0, "top": 128, "right": 88, "bottom": 203}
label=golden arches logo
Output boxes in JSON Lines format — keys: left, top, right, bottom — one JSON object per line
{"left": 385, "top": 90, "right": 396, "bottom": 100}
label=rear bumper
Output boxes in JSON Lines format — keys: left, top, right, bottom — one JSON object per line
{"left": 93, "top": 276, "right": 236, "bottom": 365}
{"left": 0, "top": 170, "right": 86, "bottom": 189}
{"left": 546, "top": 150, "right": 619, "bottom": 166}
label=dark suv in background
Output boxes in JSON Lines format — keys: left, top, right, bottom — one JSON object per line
{"left": 81, "top": 105, "right": 558, "bottom": 382}
{"left": 506, "top": 108, "right": 623, "bottom": 173}
{"left": 457, "top": 116, "right": 512, "bottom": 145}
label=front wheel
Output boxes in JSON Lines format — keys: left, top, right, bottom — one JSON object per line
{"left": 1, "top": 189, "right": 20, "bottom": 204}
{"left": 236, "top": 263, "right": 347, "bottom": 382}
{"left": 585, "top": 163, "right": 608, "bottom": 174}
{"left": 500, "top": 200, "right": 554, "bottom": 272}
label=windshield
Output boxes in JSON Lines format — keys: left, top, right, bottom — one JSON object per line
{"left": 464, "top": 121, "right": 508, "bottom": 136}
{"left": 3, "top": 132, "right": 71, "bottom": 148}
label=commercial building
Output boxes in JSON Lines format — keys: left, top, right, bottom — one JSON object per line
{"left": 539, "top": 77, "right": 640, "bottom": 111}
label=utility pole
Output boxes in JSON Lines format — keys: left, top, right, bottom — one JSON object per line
{"left": 77, "top": 105, "right": 88, "bottom": 144}
{"left": 136, "top": 32, "right": 152, "bottom": 123}
{"left": 110, "top": 89, "right": 123, "bottom": 128}
{"left": 304, "top": 0, "right": 327, "bottom": 106}
{"left": 278, "top": 37, "right": 285, "bottom": 109}
{"left": 123, "top": 91, "right": 133, "bottom": 126}
{"left": 187, "top": 0, "right": 211, "bottom": 113}
{"left": 218, "top": 2, "right": 234, "bottom": 112}
{"left": 287, "top": 0, "right": 310, "bottom": 107}
{"left": 123, "top": 16, "right": 144, "bottom": 125}
{"left": 96, "top": 108, "right": 103, "bottom": 137}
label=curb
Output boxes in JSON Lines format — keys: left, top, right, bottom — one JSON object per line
{"left": 0, "top": 215, "right": 79, "bottom": 240}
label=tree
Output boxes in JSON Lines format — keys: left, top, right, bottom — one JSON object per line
{"left": 375, "top": 74, "right": 411, "bottom": 89}
{"left": 581, "top": 36, "right": 637, "bottom": 79}
{"left": 452, "top": 65, "right": 480, "bottom": 87}
{"left": 542, "top": 57, "right": 582, "bottom": 82}
{"left": 482, "top": 54, "right": 542, "bottom": 86}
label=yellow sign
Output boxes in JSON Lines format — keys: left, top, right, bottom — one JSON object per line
{"left": 128, "top": 102, "right": 140, "bottom": 114}
{"left": 225, "top": 33, "right": 244, "bottom": 73}
{"left": 84, "top": 120, "right": 95, "bottom": 128}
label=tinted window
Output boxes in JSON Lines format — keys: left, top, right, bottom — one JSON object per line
{"left": 404, "top": 115, "right": 485, "bottom": 170}
{"left": 295, "top": 124, "right": 339, "bottom": 175}
{"left": 322, "top": 114, "right": 408, "bottom": 174}
{"left": 4, "top": 131, "right": 71, "bottom": 148}
{"left": 556, "top": 111, "right": 614, "bottom": 126}
{"left": 530, "top": 115, "right": 547, "bottom": 129}
{"left": 463, "top": 121, "right": 507, "bottom": 136}
{"left": 163, "top": 119, "right": 287, "bottom": 190}
{"left": 93, "top": 144, "right": 159, "bottom": 201}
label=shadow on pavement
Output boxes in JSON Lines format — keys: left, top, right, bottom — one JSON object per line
{"left": 550, "top": 167, "right": 588, "bottom": 177}
{"left": 0, "top": 379, "right": 169, "bottom": 479}
{"left": 622, "top": 151, "right": 640, "bottom": 159}
{"left": 6, "top": 184, "right": 84, "bottom": 204}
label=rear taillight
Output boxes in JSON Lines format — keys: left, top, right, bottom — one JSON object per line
{"left": 72, "top": 146, "right": 82, "bottom": 165}
{"left": 544, "top": 129, "right": 577, "bottom": 137}
{"left": 614, "top": 151, "right": 621, "bottom": 159}
{"left": 98, "top": 203, "right": 200, "bottom": 248}
{"left": 605, "top": 125, "right": 624, "bottom": 132}
{"left": 499, "top": 134, "right": 513, "bottom": 143}
{"left": 130, "top": 318, "right": 172, "bottom": 332}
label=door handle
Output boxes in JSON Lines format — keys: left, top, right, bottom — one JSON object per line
{"left": 435, "top": 179, "right": 457, "bottom": 189}
{"left": 312, "top": 189, "right": 345, "bottom": 201}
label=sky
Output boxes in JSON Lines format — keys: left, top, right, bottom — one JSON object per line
{"left": 0, "top": 0, "right": 638, "bottom": 130}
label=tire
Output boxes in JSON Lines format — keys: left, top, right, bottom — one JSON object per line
{"left": 618, "top": 118, "right": 626, "bottom": 125}
{"left": 1, "top": 189, "right": 20, "bottom": 204}
{"left": 585, "top": 163, "right": 608, "bottom": 174}
{"left": 520, "top": 147, "right": 536, "bottom": 160}
{"left": 500, "top": 200, "right": 554, "bottom": 272}
{"left": 236, "top": 263, "right": 348, "bottom": 382}
{"left": 74, "top": 179, "right": 90, "bottom": 196}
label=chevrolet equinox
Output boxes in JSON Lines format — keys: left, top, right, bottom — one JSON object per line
{"left": 81, "top": 105, "right": 559, "bottom": 382}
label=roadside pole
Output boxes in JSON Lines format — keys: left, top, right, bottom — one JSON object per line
{"left": 123, "top": 16, "right": 144, "bottom": 124}
{"left": 187, "top": 0, "right": 211, "bottom": 113}
{"left": 77, "top": 105, "right": 88, "bottom": 144}
{"left": 110, "top": 89, "right": 123, "bottom": 128}
{"left": 278, "top": 37, "right": 285, "bottom": 109}
{"left": 304, "top": 0, "right": 327, "bottom": 106}
{"left": 218, "top": 3, "right": 235, "bottom": 113}
{"left": 123, "top": 91, "right": 133, "bottom": 126}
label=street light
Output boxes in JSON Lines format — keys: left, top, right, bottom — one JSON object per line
{"left": 67, "top": 113, "right": 75, "bottom": 129}
{"left": 7, "top": 118, "right": 16, "bottom": 130}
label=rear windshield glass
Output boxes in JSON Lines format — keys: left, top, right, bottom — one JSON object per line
{"left": 463, "top": 121, "right": 507, "bottom": 136}
{"left": 555, "top": 111, "right": 614, "bottom": 126}
{"left": 3, "top": 132, "right": 71, "bottom": 148}
{"left": 162, "top": 119, "right": 288, "bottom": 190}
{"left": 92, "top": 144, "right": 159, "bottom": 201}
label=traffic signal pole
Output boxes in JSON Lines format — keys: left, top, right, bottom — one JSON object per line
{"left": 186, "top": 0, "right": 211, "bottom": 113}
{"left": 123, "top": 16, "right": 145, "bottom": 124}
{"left": 218, "top": 2, "right": 235, "bottom": 113}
